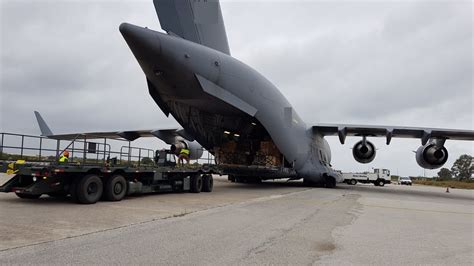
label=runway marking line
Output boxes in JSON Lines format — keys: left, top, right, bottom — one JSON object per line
{"left": 362, "top": 204, "right": 474, "bottom": 215}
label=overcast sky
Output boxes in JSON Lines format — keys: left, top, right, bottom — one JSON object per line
{"left": 0, "top": 0, "right": 472, "bottom": 177}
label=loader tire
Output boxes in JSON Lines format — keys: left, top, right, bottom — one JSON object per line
{"left": 190, "top": 174, "right": 203, "bottom": 193}
{"left": 104, "top": 175, "right": 127, "bottom": 201}
{"left": 76, "top": 174, "right": 103, "bottom": 204}
{"left": 202, "top": 174, "right": 213, "bottom": 192}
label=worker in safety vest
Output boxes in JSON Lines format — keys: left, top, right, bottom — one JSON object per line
{"left": 178, "top": 148, "right": 190, "bottom": 166}
{"left": 59, "top": 150, "right": 69, "bottom": 163}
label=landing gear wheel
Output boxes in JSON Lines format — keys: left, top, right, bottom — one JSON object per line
{"left": 325, "top": 176, "right": 336, "bottom": 188}
{"left": 202, "top": 174, "right": 213, "bottom": 192}
{"left": 377, "top": 179, "right": 385, "bottom": 187}
{"left": 104, "top": 174, "right": 127, "bottom": 201}
{"left": 350, "top": 179, "right": 357, "bottom": 185}
{"left": 303, "top": 178, "right": 314, "bottom": 187}
{"left": 15, "top": 192, "right": 41, "bottom": 199}
{"left": 190, "top": 174, "right": 203, "bottom": 193}
{"left": 76, "top": 174, "right": 103, "bottom": 204}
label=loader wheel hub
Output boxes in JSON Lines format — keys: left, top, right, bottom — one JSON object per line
{"left": 114, "top": 183, "right": 123, "bottom": 194}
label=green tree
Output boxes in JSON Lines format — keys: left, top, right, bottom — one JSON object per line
{"left": 437, "top": 168, "right": 452, "bottom": 180}
{"left": 451, "top": 154, "right": 473, "bottom": 180}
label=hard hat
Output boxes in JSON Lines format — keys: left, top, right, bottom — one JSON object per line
{"left": 63, "top": 150, "right": 70, "bottom": 157}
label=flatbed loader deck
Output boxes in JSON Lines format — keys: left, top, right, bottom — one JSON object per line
{"left": 0, "top": 133, "right": 217, "bottom": 204}
{"left": 0, "top": 160, "right": 216, "bottom": 204}
{"left": 0, "top": 132, "right": 297, "bottom": 204}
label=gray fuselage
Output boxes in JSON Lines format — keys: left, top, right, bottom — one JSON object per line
{"left": 120, "top": 23, "right": 342, "bottom": 183}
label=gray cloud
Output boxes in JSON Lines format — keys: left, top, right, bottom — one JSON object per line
{"left": 1, "top": 0, "right": 472, "bottom": 177}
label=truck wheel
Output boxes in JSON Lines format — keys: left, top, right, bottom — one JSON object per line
{"left": 228, "top": 175, "right": 235, "bottom": 182}
{"left": 104, "top": 175, "right": 127, "bottom": 201}
{"left": 202, "top": 174, "right": 213, "bottom": 192}
{"left": 15, "top": 192, "right": 41, "bottom": 199}
{"left": 377, "top": 179, "right": 385, "bottom": 187}
{"left": 77, "top": 174, "right": 103, "bottom": 204}
{"left": 190, "top": 174, "right": 203, "bottom": 193}
{"left": 350, "top": 179, "right": 357, "bottom": 185}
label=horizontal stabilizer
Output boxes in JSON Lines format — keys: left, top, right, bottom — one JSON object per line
{"left": 31, "top": 112, "right": 198, "bottom": 144}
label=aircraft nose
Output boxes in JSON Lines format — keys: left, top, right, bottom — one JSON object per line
{"left": 119, "top": 23, "right": 161, "bottom": 60}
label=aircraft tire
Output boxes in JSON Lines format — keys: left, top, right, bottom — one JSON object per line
{"left": 104, "top": 175, "right": 127, "bottom": 201}
{"left": 303, "top": 178, "right": 314, "bottom": 187}
{"left": 190, "top": 174, "right": 203, "bottom": 193}
{"left": 76, "top": 174, "right": 103, "bottom": 204}
{"left": 325, "top": 176, "right": 336, "bottom": 188}
{"left": 202, "top": 174, "right": 213, "bottom": 192}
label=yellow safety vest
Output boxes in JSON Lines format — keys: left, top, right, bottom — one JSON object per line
{"left": 59, "top": 155, "right": 69, "bottom": 163}
{"left": 180, "top": 148, "right": 190, "bottom": 155}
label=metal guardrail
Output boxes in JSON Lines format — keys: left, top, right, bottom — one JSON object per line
{"left": 0, "top": 132, "right": 215, "bottom": 167}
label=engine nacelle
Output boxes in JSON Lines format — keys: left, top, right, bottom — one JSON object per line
{"left": 415, "top": 143, "right": 448, "bottom": 169}
{"left": 352, "top": 139, "right": 376, "bottom": 164}
{"left": 170, "top": 140, "right": 203, "bottom": 160}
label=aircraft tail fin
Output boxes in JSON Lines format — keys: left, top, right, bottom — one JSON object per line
{"left": 153, "top": 0, "right": 230, "bottom": 55}
{"left": 34, "top": 111, "right": 54, "bottom": 136}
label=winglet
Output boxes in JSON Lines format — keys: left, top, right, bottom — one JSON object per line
{"left": 34, "top": 111, "right": 54, "bottom": 136}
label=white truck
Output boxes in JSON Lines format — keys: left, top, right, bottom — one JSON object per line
{"left": 343, "top": 168, "right": 391, "bottom": 186}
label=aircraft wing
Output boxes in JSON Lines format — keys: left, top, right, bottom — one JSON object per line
{"left": 34, "top": 111, "right": 190, "bottom": 143}
{"left": 153, "top": 0, "right": 231, "bottom": 55}
{"left": 312, "top": 123, "right": 474, "bottom": 145}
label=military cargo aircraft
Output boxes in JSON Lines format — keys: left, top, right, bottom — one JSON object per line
{"left": 38, "top": 0, "right": 474, "bottom": 187}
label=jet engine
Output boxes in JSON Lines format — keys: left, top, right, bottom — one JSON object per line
{"left": 352, "top": 139, "right": 376, "bottom": 164}
{"left": 170, "top": 140, "right": 203, "bottom": 160}
{"left": 415, "top": 142, "right": 448, "bottom": 169}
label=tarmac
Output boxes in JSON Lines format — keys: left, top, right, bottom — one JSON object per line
{"left": 0, "top": 173, "right": 473, "bottom": 265}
